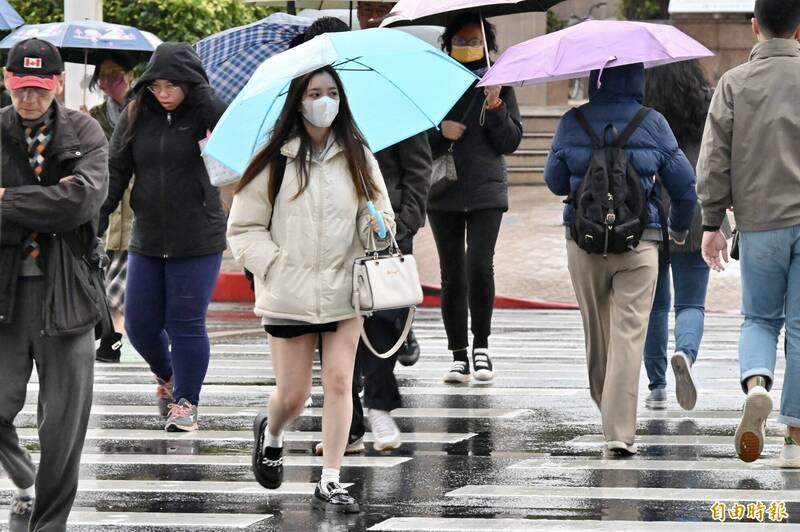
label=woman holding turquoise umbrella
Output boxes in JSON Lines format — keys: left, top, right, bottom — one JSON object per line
{"left": 227, "top": 65, "right": 394, "bottom": 513}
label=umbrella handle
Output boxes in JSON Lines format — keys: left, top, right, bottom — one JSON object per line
{"left": 367, "top": 201, "right": 387, "bottom": 240}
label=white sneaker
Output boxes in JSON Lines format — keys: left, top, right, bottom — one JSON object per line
{"left": 314, "top": 436, "right": 365, "bottom": 456}
{"left": 443, "top": 360, "right": 471, "bottom": 384}
{"left": 605, "top": 440, "right": 638, "bottom": 456}
{"left": 734, "top": 385, "right": 772, "bottom": 463}
{"left": 367, "top": 409, "right": 402, "bottom": 451}
{"left": 671, "top": 351, "right": 697, "bottom": 410}
{"left": 779, "top": 432, "right": 800, "bottom": 468}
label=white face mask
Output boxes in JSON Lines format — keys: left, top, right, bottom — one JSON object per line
{"left": 301, "top": 96, "right": 339, "bottom": 128}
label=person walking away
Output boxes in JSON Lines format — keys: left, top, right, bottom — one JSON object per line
{"left": 0, "top": 38, "right": 108, "bottom": 532}
{"left": 227, "top": 66, "right": 394, "bottom": 512}
{"left": 698, "top": 0, "right": 800, "bottom": 466}
{"left": 429, "top": 13, "right": 523, "bottom": 384}
{"left": 89, "top": 52, "right": 136, "bottom": 363}
{"left": 641, "top": 60, "right": 732, "bottom": 411}
{"left": 545, "top": 62, "right": 697, "bottom": 456}
{"left": 99, "top": 43, "right": 228, "bottom": 432}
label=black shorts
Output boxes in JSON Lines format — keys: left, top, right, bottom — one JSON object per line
{"left": 264, "top": 322, "right": 338, "bottom": 339}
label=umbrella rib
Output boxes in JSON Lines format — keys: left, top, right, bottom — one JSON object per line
{"left": 250, "top": 81, "right": 291, "bottom": 165}
{"left": 344, "top": 57, "right": 440, "bottom": 130}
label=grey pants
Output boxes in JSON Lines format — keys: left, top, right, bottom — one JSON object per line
{"left": 567, "top": 240, "right": 659, "bottom": 445}
{"left": 0, "top": 279, "right": 94, "bottom": 532}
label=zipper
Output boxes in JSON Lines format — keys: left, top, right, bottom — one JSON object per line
{"left": 315, "top": 161, "right": 324, "bottom": 319}
{"left": 160, "top": 112, "right": 171, "bottom": 258}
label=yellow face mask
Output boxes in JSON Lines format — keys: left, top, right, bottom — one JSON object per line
{"left": 450, "top": 45, "right": 485, "bottom": 64}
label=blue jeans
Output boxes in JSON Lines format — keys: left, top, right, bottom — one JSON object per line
{"left": 644, "top": 251, "right": 710, "bottom": 390}
{"left": 125, "top": 252, "right": 222, "bottom": 405}
{"left": 740, "top": 226, "right": 800, "bottom": 427}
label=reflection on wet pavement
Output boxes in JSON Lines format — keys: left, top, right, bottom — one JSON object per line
{"left": 0, "top": 306, "right": 795, "bottom": 530}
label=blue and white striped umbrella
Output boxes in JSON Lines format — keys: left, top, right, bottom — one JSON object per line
{"left": 195, "top": 13, "right": 311, "bottom": 104}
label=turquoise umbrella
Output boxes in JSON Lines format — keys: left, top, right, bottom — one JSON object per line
{"left": 204, "top": 28, "right": 477, "bottom": 175}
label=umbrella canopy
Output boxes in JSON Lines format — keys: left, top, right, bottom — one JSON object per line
{"left": 204, "top": 28, "right": 477, "bottom": 175}
{"left": 196, "top": 13, "right": 311, "bottom": 104}
{"left": 0, "top": 20, "right": 157, "bottom": 63}
{"left": 0, "top": 0, "right": 23, "bottom": 31}
{"left": 382, "top": 0, "right": 561, "bottom": 26}
{"left": 478, "top": 20, "right": 714, "bottom": 87}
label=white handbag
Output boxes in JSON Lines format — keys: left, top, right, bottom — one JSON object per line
{"left": 352, "top": 178, "right": 423, "bottom": 359}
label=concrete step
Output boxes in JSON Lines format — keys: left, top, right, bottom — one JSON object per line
{"left": 520, "top": 114, "right": 561, "bottom": 133}
{"left": 519, "top": 133, "right": 554, "bottom": 151}
{"left": 508, "top": 167, "right": 545, "bottom": 186}
{"left": 506, "top": 149, "right": 548, "bottom": 168}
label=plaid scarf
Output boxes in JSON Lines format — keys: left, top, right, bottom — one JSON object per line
{"left": 25, "top": 120, "right": 52, "bottom": 182}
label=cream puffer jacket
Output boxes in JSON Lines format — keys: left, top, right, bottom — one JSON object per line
{"left": 227, "top": 137, "right": 395, "bottom": 324}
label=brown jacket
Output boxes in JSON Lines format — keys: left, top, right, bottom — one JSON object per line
{"left": 697, "top": 39, "right": 800, "bottom": 232}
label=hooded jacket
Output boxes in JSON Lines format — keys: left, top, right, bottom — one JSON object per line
{"left": 99, "top": 42, "right": 227, "bottom": 258}
{"left": 227, "top": 138, "right": 395, "bottom": 324}
{"left": 0, "top": 101, "right": 109, "bottom": 334}
{"left": 545, "top": 63, "right": 697, "bottom": 237}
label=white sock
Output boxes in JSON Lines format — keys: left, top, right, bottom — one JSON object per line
{"left": 320, "top": 468, "right": 340, "bottom": 489}
{"left": 263, "top": 426, "right": 283, "bottom": 451}
{"left": 17, "top": 485, "right": 34, "bottom": 499}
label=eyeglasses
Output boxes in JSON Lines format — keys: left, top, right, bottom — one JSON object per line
{"left": 452, "top": 36, "right": 484, "bottom": 47}
{"left": 147, "top": 83, "right": 180, "bottom": 96}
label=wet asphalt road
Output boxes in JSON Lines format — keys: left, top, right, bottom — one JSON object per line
{"left": 1, "top": 305, "right": 797, "bottom": 531}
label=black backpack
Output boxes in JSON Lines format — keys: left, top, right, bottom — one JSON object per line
{"left": 569, "top": 107, "right": 652, "bottom": 255}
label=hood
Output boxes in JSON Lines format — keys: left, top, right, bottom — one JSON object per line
{"left": 135, "top": 42, "right": 209, "bottom": 91}
{"left": 588, "top": 62, "right": 645, "bottom": 103}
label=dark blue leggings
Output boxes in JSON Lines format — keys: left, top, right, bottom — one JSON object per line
{"left": 125, "top": 252, "right": 222, "bottom": 405}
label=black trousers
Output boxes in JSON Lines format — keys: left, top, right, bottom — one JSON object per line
{"left": 350, "top": 237, "right": 413, "bottom": 438}
{"left": 428, "top": 209, "right": 504, "bottom": 351}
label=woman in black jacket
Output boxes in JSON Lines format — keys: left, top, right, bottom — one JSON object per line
{"left": 99, "top": 43, "right": 227, "bottom": 432}
{"left": 428, "top": 13, "right": 523, "bottom": 384}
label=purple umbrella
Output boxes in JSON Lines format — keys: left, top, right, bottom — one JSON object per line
{"left": 478, "top": 20, "right": 714, "bottom": 87}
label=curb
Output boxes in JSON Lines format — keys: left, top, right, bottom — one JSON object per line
{"left": 213, "top": 271, "right": 578, "bottom": 310}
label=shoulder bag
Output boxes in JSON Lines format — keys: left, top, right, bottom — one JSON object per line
{"left": 352, "top": 175, "right": 423, "bottom": 359}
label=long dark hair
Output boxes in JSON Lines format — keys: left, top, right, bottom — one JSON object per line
{"left": 644, "top": 60, "right": 711, "bottom": 147}
{"left": 235, "top": 66, "right": 379, "bottom": 204}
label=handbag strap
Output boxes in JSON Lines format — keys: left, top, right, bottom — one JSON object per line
{"left": 359, "top": 307, "right": 417, "bottom": 359}
{"left": 446, "top": 88, "right": 483, "bottom": 153}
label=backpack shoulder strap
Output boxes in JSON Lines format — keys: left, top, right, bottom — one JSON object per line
{"left": 573, "top": 109, "right": 603, "bottom": 149}
{"left": 267, "top": 153, "right": 288, "bottom": 231}
{"left": 615, "top": 107, "right": 652, "bottom": 148}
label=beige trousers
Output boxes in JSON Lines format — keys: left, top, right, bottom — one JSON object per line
{"left": 566, "top": 240, "right": 659, "bottom": 445}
